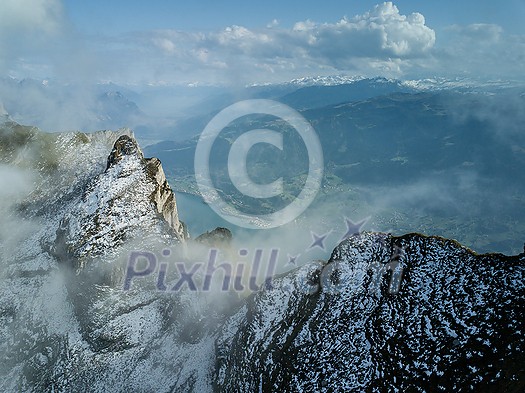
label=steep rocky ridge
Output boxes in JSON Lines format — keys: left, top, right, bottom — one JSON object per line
{"left": 0, "top": 121, "right": 208, "bottom": 392}
{"left": 56, "top": 134, "right": 185, "bottom": 264}
{"left": 216, "top": 232, "right": 524, "bottom": 392}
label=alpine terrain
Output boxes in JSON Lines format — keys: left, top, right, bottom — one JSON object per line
{"left": 0, "top": 118, "right": 523, "bottom": 392}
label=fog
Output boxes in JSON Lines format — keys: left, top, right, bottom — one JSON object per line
{"left": 0, "top": 164, "right": 38, "bottom": 271}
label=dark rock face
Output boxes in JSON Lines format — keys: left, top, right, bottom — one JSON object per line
{"left": 195, "top": 227, "right": 233, "bottom": 247}
{"left": 106, "top": 135, "right": 143, "bottom": 170}
{"left": 216, "top": 232, "right": 525, "bottom": 392}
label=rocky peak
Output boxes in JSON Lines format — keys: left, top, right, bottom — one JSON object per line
{"left": 58, "top": 134, "right": 186, "bottom": 262}
{"left": 195, "top": 227, "right": 233, "bottom": 247}
{"left": 4, "top": 122, "right": 523, "bottom": 391}
{"left": 106, "top": 134, "right": 143, "bottom": 170}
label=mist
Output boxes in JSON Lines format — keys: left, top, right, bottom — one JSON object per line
{"left": 0, "top": 164, "right": 37, "bottom": 273}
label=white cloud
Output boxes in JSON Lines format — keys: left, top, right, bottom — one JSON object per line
{"left": 435, "top": 23, "right": 525, "bottom": 80}
{"left": 447, "top": 23, "right": 503, "bottom": 43}
{"left": 153, "top": 37, "right": 177, "bottom": 55}
{"left": 0, "top": 0, "right": 66, "bottom": 73}
{"left": 0, "top": 0, "right": 64, "bottom": 34}
{"left": 117, "top": 2, "right": 435, "bottom": 84}
{"left": 197, "top": 2, "right": 435, "bottom": 63}
{"left": 267, "top": 19, "right": 279, "bottom": 29}
{"left": 303, "top": 2, "right": 435, "bottom": 58}
{"left": 123, "top": 3, "right": 522, "bottom": 85}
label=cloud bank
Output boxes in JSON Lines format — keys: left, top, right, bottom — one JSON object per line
{"left": 1, "top": 1, "right": 524, "bottom": 86}
{"left": 0, "top": 0, "right": 66, "bottom": 74}
{"left": 138, "top": 2, "right": 435, "bottom": 84}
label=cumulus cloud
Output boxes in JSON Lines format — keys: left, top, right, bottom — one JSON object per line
{"left": 198, "top": 2, "right": 435, "bottom": 61}
{"left": 176, "top": 3, "right": 432, "bottom": 61}
{"left": 289, "top": 2, "right": 435, "bottom": 59}
{"left": 108, "top": 3, "right": 523, "bottom": 85}
{"left": 115, "top": 2, "right": 435, "bottom": 85}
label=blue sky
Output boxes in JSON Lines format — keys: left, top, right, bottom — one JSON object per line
{"left": 1, "top": 1, "right": 524, "bottom": 85}
{"left": 63, "top": 0, "right": 525, "bottom": 35}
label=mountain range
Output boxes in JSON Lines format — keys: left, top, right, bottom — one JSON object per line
{"left": 0, "top": 118, "right": 523, "bottom": 391}
{"left": 144, "top": 80, "right": 525, "bottom": 255}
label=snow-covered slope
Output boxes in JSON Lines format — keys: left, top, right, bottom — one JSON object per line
{"left": 56, "top": 134, "right": 185, "bottom": 263}
{"left": 217, "top": 232, "right": 524, "bottom": 392}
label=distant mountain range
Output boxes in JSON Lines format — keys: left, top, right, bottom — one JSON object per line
{"left": 2, "top": 75, "right": 522, "bottom": 140}
{"left": 145, "top": 81, "right": 525, "bottom": 254}
{"left": 2, "top": 75, "right": 524, "bottom": 254}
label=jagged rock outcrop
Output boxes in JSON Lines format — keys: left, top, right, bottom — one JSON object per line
{"left": 57, "top": 134, "right": 185, "bottom": 263}
{"left": 195, "top": 227, "right": 233, "bottom": 247}
{"left": 146, "top": 156, "right": 186, "bottom": 237}
{"left": 216, "top": 232, "right": 525, "bottom": 392}
{"left": 106, "top": 134, "right": 142, "bottom": 169}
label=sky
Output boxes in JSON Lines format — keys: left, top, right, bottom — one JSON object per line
{"left": 1, "top": 0, "right": 525, "bottom": 85}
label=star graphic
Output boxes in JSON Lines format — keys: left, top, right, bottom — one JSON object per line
{"left": 308, "top": 231, "right": 331, "bottom": 251}
{"left": 340, "top": 216, "right": 369, "bottom": 241}
{"left": 287, "top": 254, "right": 300, "bottom": 265}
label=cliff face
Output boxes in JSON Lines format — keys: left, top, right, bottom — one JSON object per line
{"left": 145, "top": 156, "right": 185, "bottom": 237}
{"left": 216, "top": 232, "right": 525, "bottom": 392}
